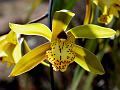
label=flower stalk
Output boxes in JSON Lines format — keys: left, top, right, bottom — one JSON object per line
{"left": 48, "top": 0, "right": 55, "bottom": 90}
{"left": 28, "top": 13, "right": 48, "bottom": 24}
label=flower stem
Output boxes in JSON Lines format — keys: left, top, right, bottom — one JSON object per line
{"left": 28, "top": 13, "right": 48, "bottom": 23}
{"left": 48, "top": 0, "right": 55, "bottom": 90}
{"left": 48, "top": 0, "right": 53, "bottom": 29}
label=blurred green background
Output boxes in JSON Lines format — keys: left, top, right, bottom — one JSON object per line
{"left": 0, "top": 0, "right": 120, "bottom": 90}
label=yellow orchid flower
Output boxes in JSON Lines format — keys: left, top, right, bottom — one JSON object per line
{"left": 93, "top": 0, "right": 120, "bottom": 17}
{"left": 9, "top": 10, "right": 116, "bottom": 77}
{"left": 0, "top": 31, "right": 22, "bottom": 66}
{"left": 97, "top": 14, "right": 113, "bottom": 24}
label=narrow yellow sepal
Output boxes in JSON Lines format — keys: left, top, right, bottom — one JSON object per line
{"left": 73, "top": 45, "right": 105, "bottom": 75}
{"left": 9, "top": 42, "right": 51, "bottom": 77}
{"left": 23, "top": 40, "right": 50, "bottom": 67}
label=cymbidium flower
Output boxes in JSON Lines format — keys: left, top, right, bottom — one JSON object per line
{"left": 93, "top": 0, "right": 120, "bottom": 17}
{"left": 97, "top": 14, "right": 113, "bottom": 24}
{"left": 9, "top": 10, "right": 116, "bottom": 77}
{"left": 0, "top": 31, "right": 22, "bottom": 66}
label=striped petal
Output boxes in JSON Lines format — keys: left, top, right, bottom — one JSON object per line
{"left": 73, "top": 45, "right": 105, "bottom": 75}
{"left": 52, "top": 10, "right": 75, "bottom": 40}
{"left": 9, "top": 42, "right": 51, "bottom": 77}
{"left": 9, "top": 23, "right": 52, "bottom": 41}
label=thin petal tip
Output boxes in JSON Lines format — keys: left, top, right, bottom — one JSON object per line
{"left": 9, "top": 23, "right": 14, "bottom": 29}
{"left": 9, "top": 22, "right": 13, "bottom": 26}
{"left": 9, "top": 72, "right": 21, "bottom": 77}
{"left": 8, "top": 73, "right": 15, "bottom": 77}
{"left": 95, "top": 68, "right": 105, "bottom": 75}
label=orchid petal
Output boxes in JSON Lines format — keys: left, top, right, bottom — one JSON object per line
{"left": 0, "top": 35, "right": 6, "bottom": 41}
{"left": 12, "top": 43, "right": 22, "bottom": 63}
{"left": 2, "top": 43, "right": 16, "bottom": 65}
{"left": 6, "top": 31, "right": 17, "bottom": 44}
{"left": 9, "top": 42, "right": 51, "bottom": 77}
{"left": 68, "top": 24, "right": 116, "bottom": 38}
{"left": 109, "top": 6, "right": 119, "bottom": 18}
{"left": 23, "top": 40, "right": 50, "bottom": 67}
{"left": 0, "top": 32, "right": 17, "bottom": 65}
{"left": 73, "top": 45, "right": 105, "bottom": 75}
{"left": 52, "top": 10, "right": 75, "bottom": 40}
{"left": 9, "top": 23, "right": 52, "bottom": 41}
{"left": 0, "top": 36, "right": 7, "bottom": 52}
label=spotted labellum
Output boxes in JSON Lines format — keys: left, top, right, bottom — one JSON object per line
{"left": 46, "top": 32, "right": 75, "bottom": 72}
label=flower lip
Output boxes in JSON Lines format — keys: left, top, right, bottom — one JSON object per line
{"left": 46, "top": 37, "right": 75, "bottom": 72}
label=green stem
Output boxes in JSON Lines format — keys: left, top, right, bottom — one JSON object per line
{"left": 83, "top": 73, "right": 95, "bottom": 90}
{"left": 71, "top": 66, "right": 85, "bottom": 90}
{"left": 25, "top": 0, "right": 41, "bottom": 22}
{"left": 28, "top": 13, "right": 48, "bottom": 23}
{"left": 48, "top": 0, "right": 55, "bottom": 90}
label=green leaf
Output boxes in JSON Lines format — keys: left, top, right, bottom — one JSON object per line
{"left": 73, "top": 45, "right": 105, "bottom": 75}
{"left": 9, "top": 23, "right": 52, "bottom": 41}
{"left": 9, "top": 42, "right": 51, "bottom": 77}
{"left": 52, "top": 10, "right": 75, "bottom": 40}
{"left": 68, "top": 24, "right": 116, "bottom": 39}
